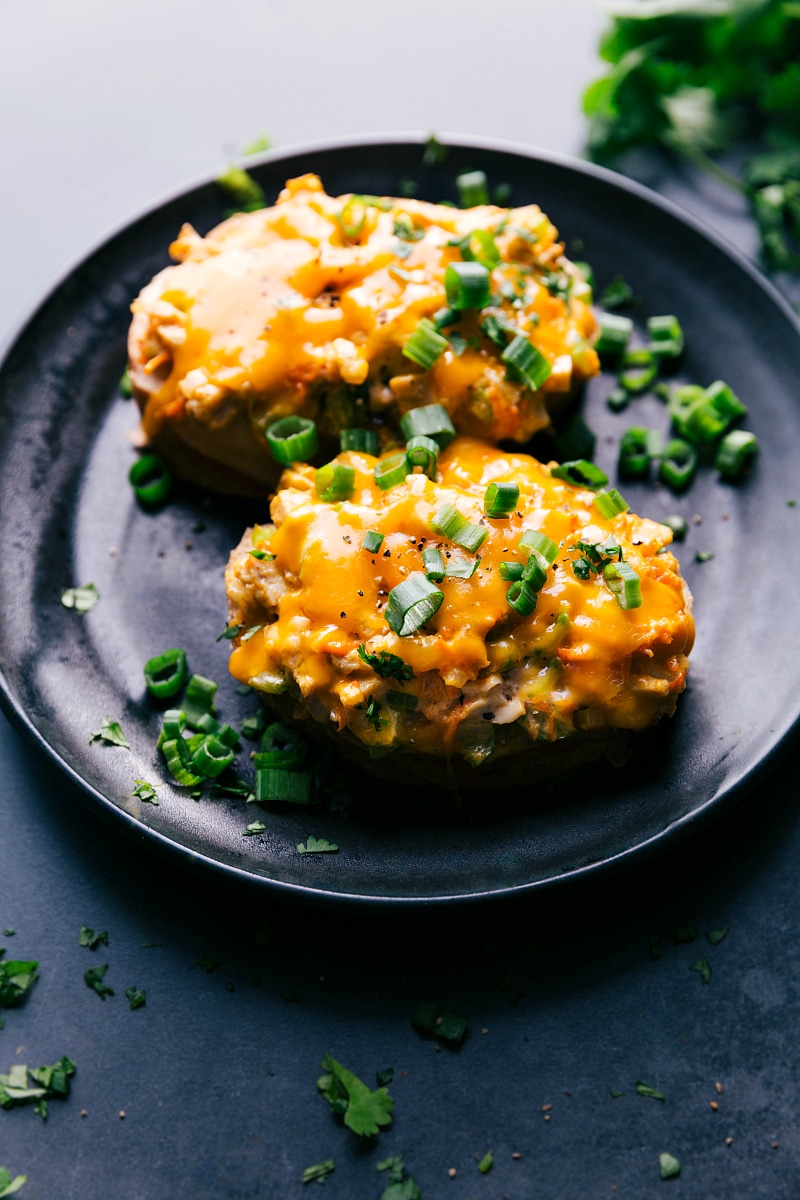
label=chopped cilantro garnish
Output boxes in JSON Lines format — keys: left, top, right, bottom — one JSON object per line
{"left": 659, "top": 1152, "right": 681, "bottom": 1180}
{"left": 241, "top": 624, "right": 264, "bottom": 641}
{"left": 478, "top": 1150, "right": 494, "bottom": 1174}
{"left": 89, "top": 717, "right": 129, "bottom": 749}
{"left": 317, "top": 1054, "right": 393, "bottom": 1137}
{"left": 706, "top": 928, "right": 728, "bottom": 946}
{"left": 689, "top": 958, "right": 712, "bottom": 985}
{"left": 599, "top": 276, "right": 634, "bottom": 310}
{"left": 241, "top": 711, "right": 268, "bottom": 740}
{"left": 84, "top": 964, "right": 113, "bottom": 1000}
{"left": 216, "top": 623, "right": 244, "bottom": 642}
{"left": 357, "top": 645, "right": 414, "bottom": 682}
{"left": 636, "top": 1081, "right": 665, "bottom": 1102}
{"left": 124, "top": 986, "right": 146, "bottom": 1011}
{"left": 60, "top": 583, "right": 100, "bottom": 614}
{"left": 297, "top": 837, "right": 339, "bottom": 855}
{"left": 0, "top": 954, "right": 38, "bottom": 1009}
{"left": 0, "top": 1166, "right": 26, "bottom": 1195}
{"left": 302, "top": 1160, "right": 335, "bottom": 1186}
{"left": 377, "top": 1156, "right": 421, "bottom": 1200}
{"left": 249, "top": 550, "right": 275, "bottom": 561}
{"left": 610, "top": 1089, "right": 625, "bottom": 1099}
{"left": 244, "top": 821, "right": 266, "bottom": 837}
{"left": 423, "top": 134, "right": 448, "bottom": 166}
{"left": 376, "top": 1067, "right": 394, "bottom": 1088}
{"left": 132, "top": 779, "right": 159, "bottom": 804}
{"left": 78, "top": 926, "right": 108, "bottom": 951}
{"left": 197, "top": 954, "right": 221, "bottom": 973}
{"left": 0, "top": 931, "right": 13, "bottom": 939}
{"left": 0, "top": 1057, "right": 75, "bottom": 1121}
{"left": 355, "top": 696, "right": 386, "bottom": 731}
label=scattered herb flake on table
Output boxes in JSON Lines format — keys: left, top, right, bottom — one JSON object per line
{"left": 0, "top": 955, "right": 39, "bottom": 1008}
{"left": 79, "top": 926, "right": 108, "bottom": 951}
{"left": 244, "top": 821, "right": 266, "bottom": 837}
{"left": 84, "top": 964, "right": 114, "bottom": 1000}
{"left": 706, "top": 928, "right": 728, "bottom": 946}
{"left": 132, "top": 779, "right": 159, "bottom": 804}
{"left": 60, "top": 583, "right": 99, "bottom": 613}
{"left": 89, "top": 717, "right": 129, "bottom": 748}
{"left": 297, "top": 837, "right": 339, "bottom": 855}
{"left": 301, "top": 1159, "right": 335, "bottom": 1186}
{"left": 124, "top": 986, "right": 146, "bottom": 1011}
{"left": 376, "top": 1067, "right": 394, "bottom": 1088}
{"left": 377, "top": 1155, "right": 421, "bottom": 1200}
{"left": 636, "top": 1081, "right": 665, "bottom": 1102}
{"left": 317, "top": 1054, "right": 393, "bottom": 1137}
{"left": 690, "top": 957, "right": 713, "bottom": 985}
{"left": 659, "top": 1152, "right": 681, "bottom": 1180}
{"left": 478, "top": 1150, "right": 494, "bottom": 1174}
{"left": 610, "top": 1089, "right": 625, "bottom": 1099}
{"left": 0, "top": 931, "right": 13, "bottom": 939}
{"left": 0, "top": 1167, "right": 26, "bottom": 1196}
{"left": 0, "top": 1057, "right": 75, "bottom": 1120}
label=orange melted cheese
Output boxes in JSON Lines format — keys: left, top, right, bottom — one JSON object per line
{"left": 131, "top": 174, "right": 599, "bottom": 450}
{"left": 226, "top": 438, "right": 694, "bottom": 759}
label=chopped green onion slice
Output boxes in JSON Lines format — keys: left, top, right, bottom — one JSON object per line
{"left": 119, "top": 367, "right": 132, "bottom": 397}
{"left": 386, "top": 690, "right": 418, "bottom": 710}
{"left": 573, "top": 261, "right": 595, "bottom": 290}
{"left": 595, "top": 313, "right": 633, "bottom": 357}
{"left": 620, "top": 349, "right": 658, "bottom": 395}
{"left": 506, "top": 580, "right": 538, "bottom": 617}
{"left": 604, "top": 561, "right": 642, "bottom": 609}
{"left": 646, "top": 314, "right": 684, "bottom": 358}
{"left": 183, "top": 675, "right": 217, "bottom": 728}
{"left": 405, "top": 434, "right": 439, "bottom": 479}
{"left": 337, "top": 196, "right": 368, "bottom": 239}
{"left": 430, "top": 503, "right": 488, "bottom": 552}
{"left": 519, "top": 529, "right": 558, "bottom": 565}
{"left": 484, "top": 481, "right": 520, "bottom": 517}
{"left": 551, "top": 460, "right": 609, "bottom": 490}
{"left": 162, "top": 738, "right": 203, "bottom": 788}
{"left": 190, "top": 734, "right": 235, "bottom": 779}
{"left": 129, "top": 455, "right": 171, "bottom": 507}
{"left": 432, "top": 306, "right": 458, "bottom": 331}
{"left": 594, "top": 488, "right": 630, "bottom": 518}
{"left": 607, "top": 386, "right": 629, "bottom": 412}
{"left": 481, "top": 312, "right": 519, "bottom": 347}
{"left": 499, "top": 561, "right": 524, "bottom": 580}
{"left": 315, "top": 461, "right": 355, "bottom": 502}
{"left": 716, "top": 429, "right": 759, "bottom": 480}
{"left": 362, "top": 529, "right": 384, "bottom": 553}
{"left": 445, "top": 261, "right": 491, "bottom": 311}
{"left": 339, "top": 428, "right": 379, "bottom": 455}
{"left": 618, "top": 426, "right": 655, "bottom": 480}
{"left": 402, "top": 317, "right": 449, "bottom": 369}
{"left": 400, "top": 403, "right": 456, "bottom": 448}
{"left": 143, "top": 648, "right": 187, "bottom": 700}
{"left": 445, "top": 553, "right": 480, "bottom": 579}
{"left": 266, "top": 416, "right": 318, "bottom": 464}
{"left": 456, "top": 170, "right": 489, "bottom": 207}
{"left": 663, "top": 514, "right": 688, "bottom": 540}
{"left": 501, "top": 335, "right": 552, "bottom": 391}
{"left": 659, "top": 439, "right": 698, "bottom": 491}
{"left": 374, "top": 452, "right": 410, "bottom": 491}
{"left": 386, "top": 572, "right": 444, "bottom": 636}
{"left": 460, "top": 229, "right": 501, "bottom": 269}
{"left": 193, "top": 711, "right": 220, "bottom": 736}
{"left": 521, "top": 552, "right": 548, "bottom": 592}
{"left": 257, "top": 723, "right": 307, "bottom": 771}
{"left": 255, "top": 768, "right": 313, "bottom": 804}
{"left": 682, "top": 380, "right": 748, "bottom": 445}
{"left": 161, "top": 709, "right": 187, "bottom": 742}
{"left": 422, "top": 547, "right": 445, "bottom": 580}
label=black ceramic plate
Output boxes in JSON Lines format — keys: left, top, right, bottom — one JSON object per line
{"left": 1, "top": 137, "right": 799, "bottom": 905}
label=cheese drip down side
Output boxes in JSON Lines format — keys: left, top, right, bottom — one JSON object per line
{"left": 224, "top": 438, "right": 694, "bottom": 765}
{"left": 128, "top": 174, "right": 599, "bottom": 493}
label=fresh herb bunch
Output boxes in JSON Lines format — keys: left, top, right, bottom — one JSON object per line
{"left": 583, "top": 0, "right": 800, "bottom": 269}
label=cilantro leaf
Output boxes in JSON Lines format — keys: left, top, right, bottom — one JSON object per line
{"left": 79, "top": 926, "right": 108, "bottom": 951}
{"left": 89, "top": 717, "right": 129, "bottom": 749}
{"left": 216, "top": 623, "right": 244, "bottom": 642}
{"left": 377, "top": 1157, "right": 421, "bottom": 1200}
{"left": 244, "top": 821, "right": 266, "bottom": 837}
{"left": 357, "top": 645, "right": 414, "bottom": 682}
{"left": 298, "top": 837, "right": 339, "bottom": 854}
{"left": 60, "top": 583, "right": 99, "bottom": 614}
{"left": 706, "top": 928, "right": 728, "bottom": 946}
{"left": 84, "top": 964, "right": 114, "bottom": 1000}
{"left": 0, "top": 1167, "right": 27, "bottom": 1196}
{"left": 355, "top": 696, "right": 386, "bottom": 731}
{"left": 599, "top": 275, "right": 634, "bottom": 309}
{"left": 636, "top": 1081, "right": 665, "bottom": 1102}
{"left": 0, "top": 954, "right": 39, "bottom": 1009}
{"left": 689, "top": 957, "right": 712, "bottom": 984}
{"left": 132, "top": 779, "right": 159, "bottom": 804}
{"left": 0, "top": 1057, "right": 75, "bottom": 1120}
{"left": 659, "top": 1152, "right": 681, "bottom": 1180}
{"left": 376, "top": 1067, "right": 394, "bottom": 1088}
{"left": 301, "top": 1160, "right": 335, "bottom": 1185}
{"left": 124, "top": 986, "right": 146, "bottom": 1011}
{"left": 317, "top": 1054, "right": 393, "bottom": 1137}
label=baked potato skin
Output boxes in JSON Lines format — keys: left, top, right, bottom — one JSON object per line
{"left": 224, "top": 438, "right": 694, "bottom": 785}
{"left": 128, "top": 175, "right": 599, "bottom": 496}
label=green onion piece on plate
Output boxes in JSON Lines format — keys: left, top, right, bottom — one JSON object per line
{"left": 430, "top": 503, "right": 488, "bottom": 553}
{"left": 386, "top": 572, "right": 444, "bottom": 636}
{"left": 159, "top": 709, "right": 187, "bottom": 746}
{"left": 362, "top": 529, "right": 384, "bottom": 553}
{"left": 129, "top": 454, "right": 171, "bottom": 507}
{"left": 162, "top": 738, "right": 204, "bottom": 788}
{"left": 422, "top": 546, "right": 445, "bottom": 580}
{"left": 484, "top": 481, "right": 519, "bottom": 517}
{"left": 595, "top": 312, "right": 633, "bottom": 357}
{"left": 594, "top": 488, "right": 630, "bottom": 518}
{"left": 190, "top": 734, "right": 235, "bottom": 779}
{"left": 501, "top": 335, "right": 552, "bottom": 391}
{"left": 460, "top": 229, "right": 501, "bottom": 269}
{"left": 339, "top": 428, "right": 379, "bottom": 455}
{"left": 551, "top": 460, "right": 609, "bottom": 490}
{"left": 255, "top": 767, "right": 313, "bottom": 804}
{"left": 266, "top": 416, "right": 318, "bottom": 464}
{"left": 619, "top": 349, "right": 658, "bottom": 395}
{"left": 432, "top": 306, "right": 458, "bottom": 331}
{"left": 456, "top": 169, "right": 489, "bottom": 207}
{"left": 604, "top": 561, "right": 642, "bottom": 609}
{"left": 182, "top": 674, "right": 217, "bottom": 727}
{"left": 716, "top": 429, "right": 759, "bottom": 481}
{"left": 499, "top": 561, "right": 524, "bottom": 581}
{"left": 405, "top": 435, "right": 439, "bottom": 479}
{"left": 662, "top": 514, "right": 688, "bottom": 540}
{"left": 659, "top": 439, "right": 698, "bottom": 491}
{"left": 143, "top": 648, "right": 187, "bottom": 700}
{"left": 400, "top": 403, "right": 456, "bottom": 448}
{"left": 445, "top": 261, "right": 491, "bottom": 311}
{"left": 646, "top": 313, "right": 684, "bottom": 358}
{"left": 315, "top": 461, "right": 355, "bottom": 502}
{"left": 618, "top": 426, "right": 654, "bottom": 480}
{"left": 402, "top": 317, "right": 449, "bottom": 369}
{"left": 374, "top": 452, "right": 410, "bottom": 491}
{"left": 518, "top": 529, "right": 558, "bottom": 565}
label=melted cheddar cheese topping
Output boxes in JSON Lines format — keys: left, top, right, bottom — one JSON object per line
{"left": 225, "top": 438, "right": 694, "bottom": 763}
{"left": 130, "top": 175, "right": 599, "bottom": 457}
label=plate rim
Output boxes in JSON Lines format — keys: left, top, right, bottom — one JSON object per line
{"left": 2, "top": 133, "right": 799, "bottom": 907}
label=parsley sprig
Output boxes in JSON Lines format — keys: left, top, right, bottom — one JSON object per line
{"left": 357, "top": 645, "right": 414, "bottom": 682}
{"left": 317, "top": 1054, "right": 393, "bottom": 1137}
